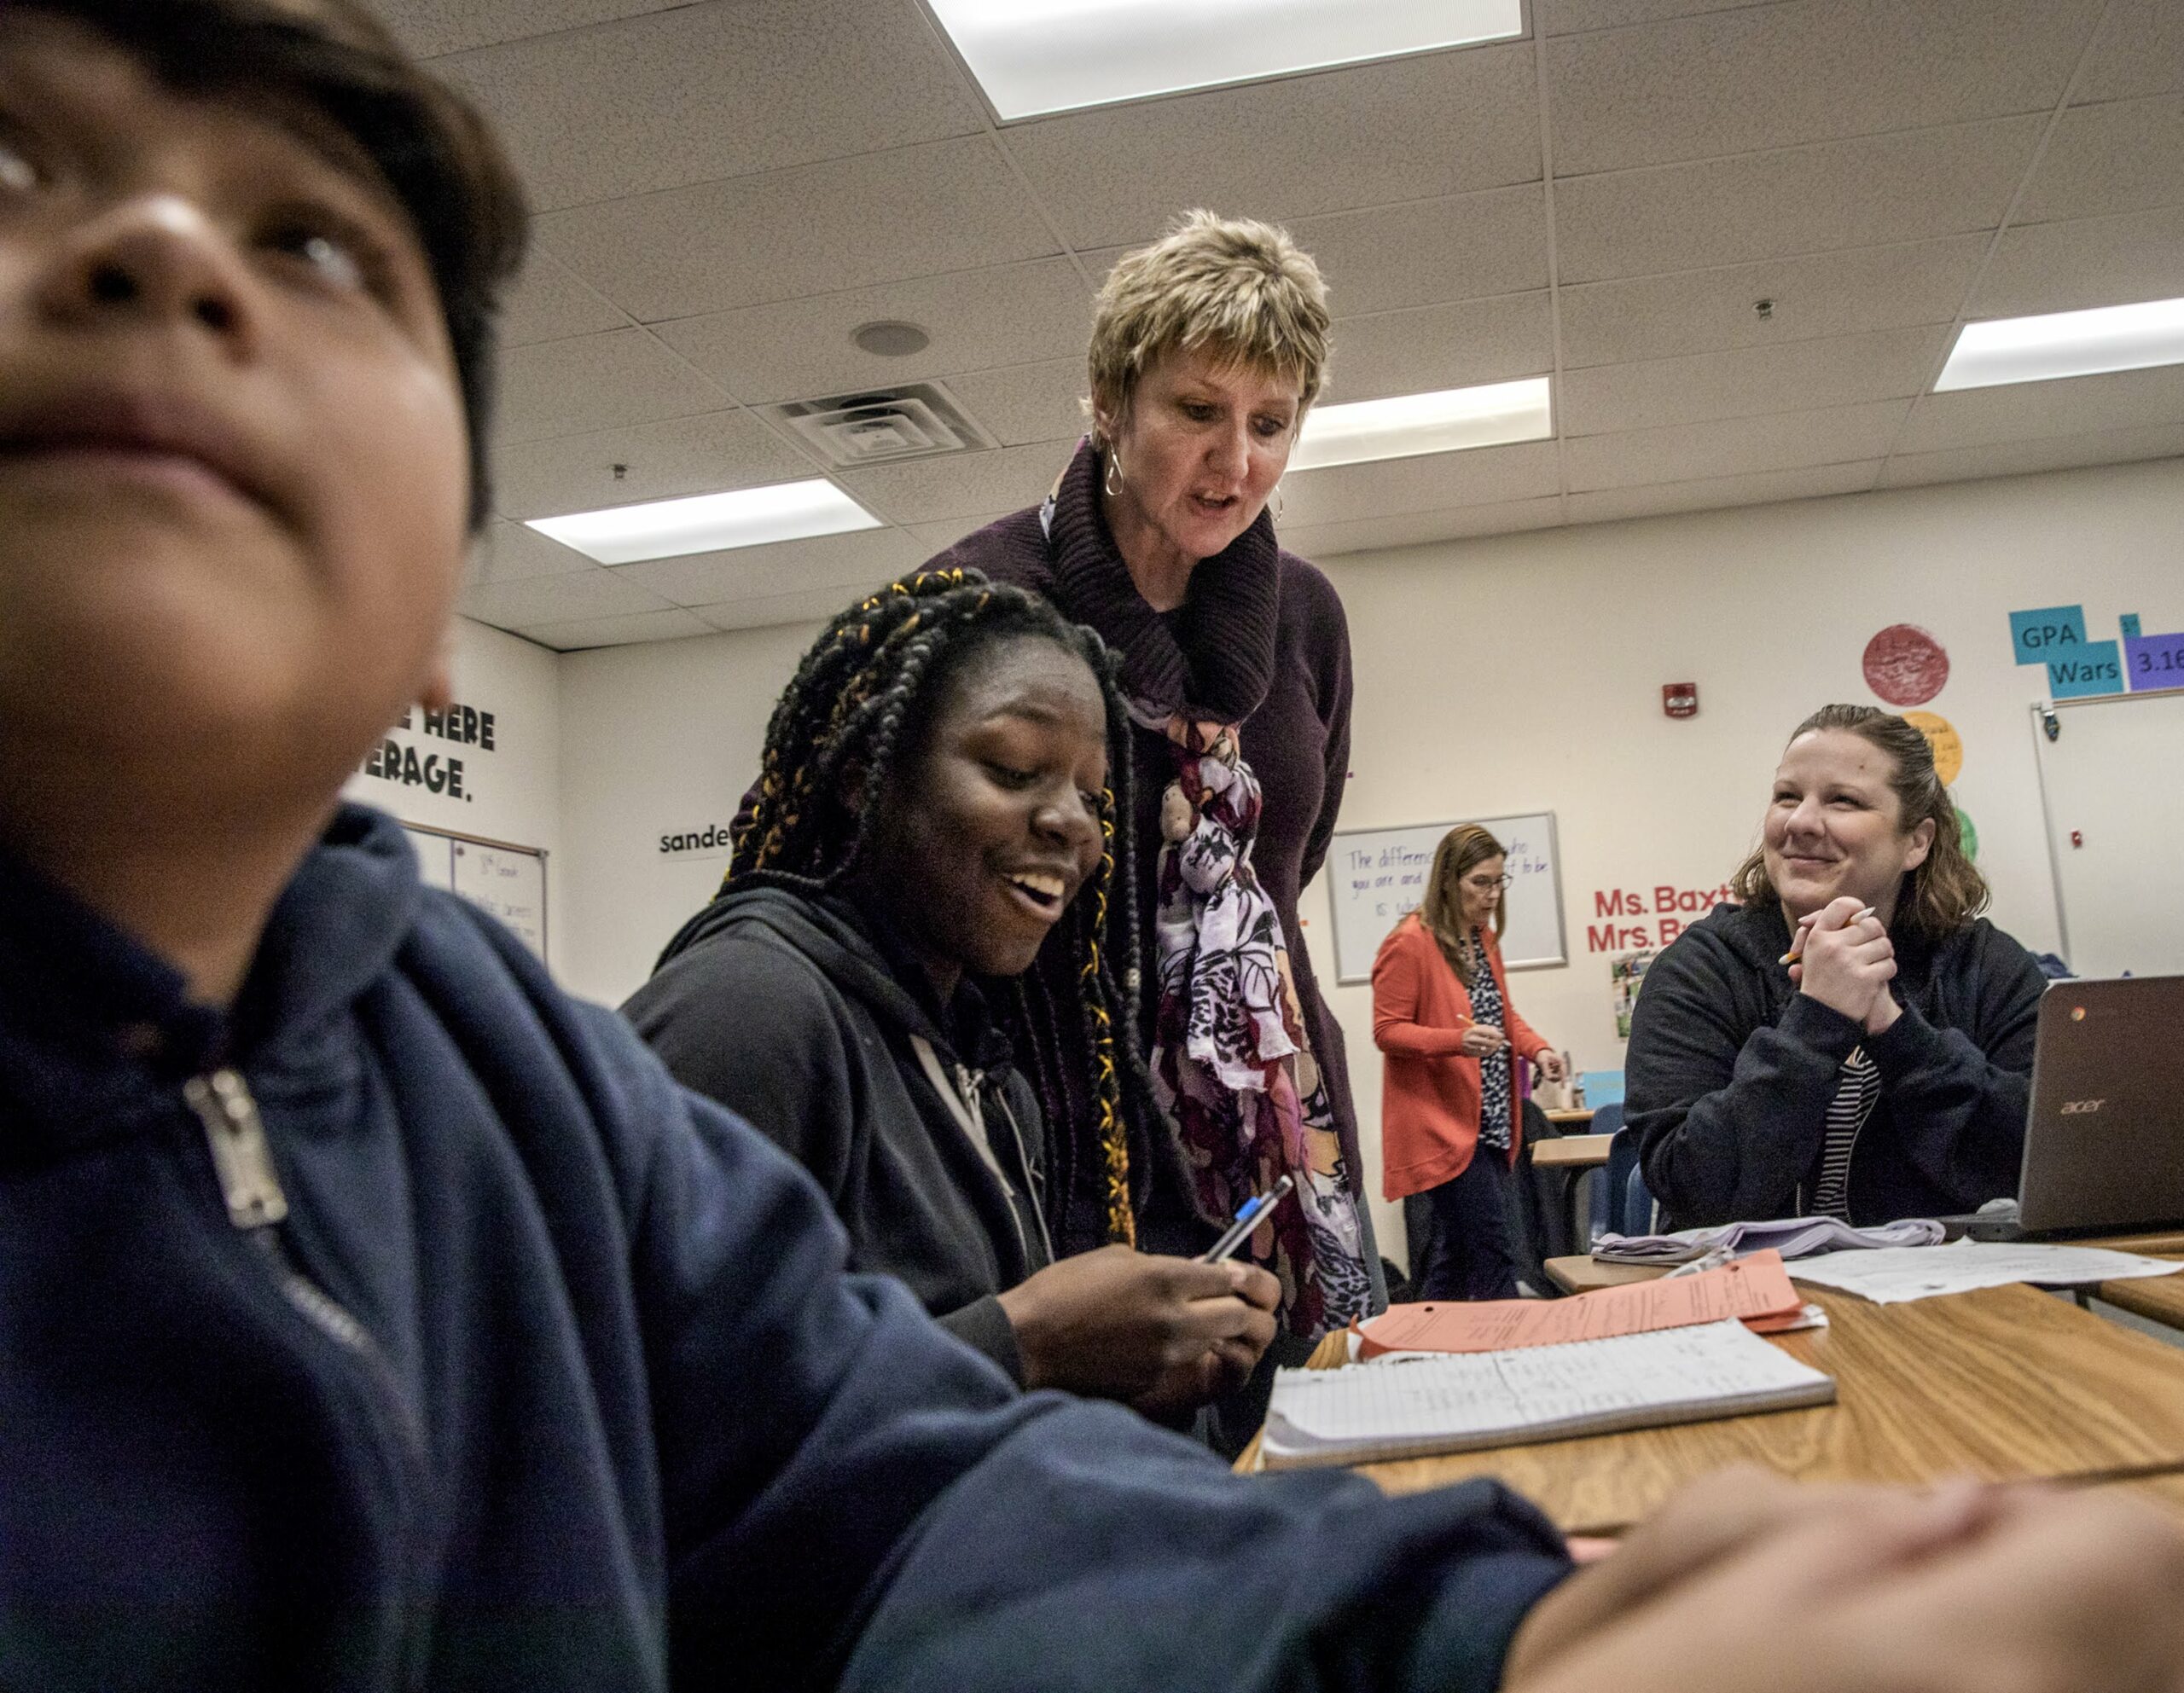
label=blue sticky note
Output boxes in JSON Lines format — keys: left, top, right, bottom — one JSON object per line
{"left": 2122, "top": 614, "right": 2142, "bottom": 638}
{"left": 2049, "top": 639, "right": 2123, "bottom": 699}
{"left": 2011, "top": 606, "right": 2086, "bottom": 664}
{"left": 2125, "top": 631, "right": 2184, "bottom": 691}
{"left": 1580, "top": 1070, "right": 1625, "bottom": 1109}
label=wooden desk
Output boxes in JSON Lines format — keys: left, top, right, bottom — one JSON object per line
{"left": 1546, "top": 1254, "right": 1664, "bottom": 1293}
{"left": 1549, "top": 1232, "right": 2184, "bottom": 1299}
{"left": 1249, "top": 1284, "right": 2184, "bottom": 1534}
{"left": 1542, "top": 1108, "right": 1595, "bottom": 1129}
{"left": 1531, "top": 1133, "right": 1613, "bottom": 1168}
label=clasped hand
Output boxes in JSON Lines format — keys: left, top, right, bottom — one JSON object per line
{"left": 1790, "top": 896, "right": 1901, "bottom": 1035}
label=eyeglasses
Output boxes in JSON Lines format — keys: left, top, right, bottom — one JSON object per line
{"left": 1463, "top": 874, "right": 1513, "bottom": 890}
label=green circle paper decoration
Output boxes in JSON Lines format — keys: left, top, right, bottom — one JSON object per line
{"left": 1955, "top": 803, "right": 1978, "bottom": 861}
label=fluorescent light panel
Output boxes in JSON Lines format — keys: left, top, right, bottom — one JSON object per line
{"left": 926, "top": 0, "right": 1524, "bottom": 121}
{"left": 526, "top": 479, "right": 882, "bottom": 565}
{"left": 1290, "top": 378, "right": 1552, "bottom": 473}
{"left": 1936, "top": 296, "right": 2184, "bottom": 391}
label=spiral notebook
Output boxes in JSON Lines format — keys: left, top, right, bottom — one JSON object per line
{"left": 1259, "top": 1319, "right": 1835, "bottom": 1470}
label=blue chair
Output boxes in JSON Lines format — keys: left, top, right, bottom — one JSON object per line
{"left": 1620, "top": 1160, "right": 1658, "bottom": 1238}
{"left": 1588, "top": 1107, "right": 1635, "bottom": 1248}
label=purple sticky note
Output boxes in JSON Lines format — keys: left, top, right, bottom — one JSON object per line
{"left": 2124, "top": 631, "right": 2184, "bottom": 691}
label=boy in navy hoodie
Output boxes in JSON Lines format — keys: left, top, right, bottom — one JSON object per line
{"left": 4, "top": 4, "right": 2183, "bottom": 1691}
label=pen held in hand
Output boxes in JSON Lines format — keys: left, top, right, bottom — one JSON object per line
{"left": 1780, "top": 906, "right": 1876, "bottom": 966}
{"left": 1199, "top": 1174, "right": 1294, "bottom": 1264}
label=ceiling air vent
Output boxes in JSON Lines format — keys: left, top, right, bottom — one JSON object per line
{"left": 769, "top": 382, "right": 994, "bottom": 468}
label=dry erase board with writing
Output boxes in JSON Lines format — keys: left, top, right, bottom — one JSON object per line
{"left": 1327, "top": 814, "right": 1565, "bottom": 984}
{"left": 400, "top": 824, "right": 547, "bottom": 962}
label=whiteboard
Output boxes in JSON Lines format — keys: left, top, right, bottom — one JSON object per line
{"left": 400, "top": 826, "right": 456, "bottom": 892}
{"left": 1327, "top": 813, "right": 1565, "bottom": 984}
{"left": 451, "top": 840, "right": 548, "bottom": 960}
{"left": 2031, "top": 687, "right": 2184, "bottom": 977}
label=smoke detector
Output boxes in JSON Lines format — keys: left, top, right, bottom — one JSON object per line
{"left": 767, "top": 382, "right": 995, "bottom": 468}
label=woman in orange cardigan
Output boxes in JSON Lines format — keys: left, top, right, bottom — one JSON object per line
{"left": 1373, "top": 825, "right": 1566, "bottom": 1299}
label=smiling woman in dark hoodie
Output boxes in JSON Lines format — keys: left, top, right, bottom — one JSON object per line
{"left": 624, "top": 571, "right": 1277, "bottom": 1417}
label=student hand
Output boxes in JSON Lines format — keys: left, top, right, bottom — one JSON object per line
{"left": 1533, "top": 1050, "right": 1567, "bottom": 1085}
{"left": 1791, "top": 897, "right": 1895, "bottom": 1027}
{"left": 1460, "top": 1023, "right": 1506, "bottom": 1058}
{"left": 996, "top": 1245, "right": 1277, "bottom": 1406}
{"left": 1503, "top": 1473, "right": 2184, "bottom": 1693}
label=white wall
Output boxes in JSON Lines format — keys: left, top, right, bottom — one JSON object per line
{"left": 555, "top": 620, "right": 822, "bottom": 1007}
{"left": 342, "top": 617, "right": 566, "bottom": 971}
{"left": 1305, "top": 457, "right": 2184, "bottom": 1261}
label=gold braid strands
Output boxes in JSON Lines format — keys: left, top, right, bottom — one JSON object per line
{"left": 1083, "top": 798, "right": 1134, "bottom": 1245}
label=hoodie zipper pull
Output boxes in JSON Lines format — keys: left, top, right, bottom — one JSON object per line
{"left": 183, "top": 1069, "right": 289, "bottom": 1229}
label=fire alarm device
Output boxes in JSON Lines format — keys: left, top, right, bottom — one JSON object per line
{"left": 1663, "top": 683, "right": 1699, "bottom": 719}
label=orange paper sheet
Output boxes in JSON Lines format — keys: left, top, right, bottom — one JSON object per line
{"left": 1358, "top": 1251, "right": 1803, "bottom": 1357}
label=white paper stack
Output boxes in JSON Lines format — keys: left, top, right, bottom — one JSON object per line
{"left": 1259, "top": 1319, "right": 1835, "bottom": 1470}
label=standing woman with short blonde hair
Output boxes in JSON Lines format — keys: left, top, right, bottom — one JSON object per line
{"left": 1373, "top": 826, "right": 1565, "bottom": 1300}
{"left": 928, "top": 210, "right": 1379, "bottom": 1347}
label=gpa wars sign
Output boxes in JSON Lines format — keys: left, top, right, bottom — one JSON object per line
{"left": 358, "top": 701, "right": 497, "bottom": 801}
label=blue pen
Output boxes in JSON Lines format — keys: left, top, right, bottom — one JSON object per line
{"left": 1199, "top": 1175, "right": 1294, "bottom": 1263}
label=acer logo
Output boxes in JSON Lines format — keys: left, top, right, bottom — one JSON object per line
{"left": 2060, "top": 1099, "right": 2106, "bottom": 1116}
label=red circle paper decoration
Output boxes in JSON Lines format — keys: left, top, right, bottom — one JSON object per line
{"left": 1862, "top": 623, "right": 1949, "bottom": 706}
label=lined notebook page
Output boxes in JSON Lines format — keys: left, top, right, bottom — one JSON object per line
{"left": 1262, "top": 1319, "right": 1834, "bottom": 1470}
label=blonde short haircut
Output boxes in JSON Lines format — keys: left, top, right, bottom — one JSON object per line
{"left": 1087, "top": 210, "right": 1332, "bottom": 443}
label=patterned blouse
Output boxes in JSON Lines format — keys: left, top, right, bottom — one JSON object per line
{"left": 1464, "top": 932, "right": 1513, "bottom": 1152}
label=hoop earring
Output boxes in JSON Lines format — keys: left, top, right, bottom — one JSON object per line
{"left": 1271, "top": 482, "right": 1286, "bottom": 525}
{"left": 1104, "top": 446, "right": 1124, "bottom": 498}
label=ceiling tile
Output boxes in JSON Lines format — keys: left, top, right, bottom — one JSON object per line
{"left": 694, "top": 585, "right": 882, "bottom": 634}
{"left": 1970, "top": 205, "right": 2184, "bottom": 317}
{"left": 943, "top": 362, "right": 1089, "bottom": 447}
{"left": 537, "top": 137, "right": 1057, "bottom": 322}
{"left": 1560, "top": 325, "right": 1947, "bottom": 435}
{"left": 1291, "top": 185, "right": 1549, "bottom": 316}
{"left": 1896, "top": 365, "right": 2184, "bottom": 455}
{"left": 2073, "top": 0, "right": 2184, "bottom": 102}
{"left": 365, "top": 0, "right": 682, "bottom": 60}
{"left": 835, "top": 443, "right": 1067, "bottom": 525}
{"left": 1548, "top": 0, "right": 2100, "bottom": 176}
{"left": 1566, "top": 459, "right": 1879, "bottom": 522}
{"left": 1003, "top": 46, "right": 1541, "bottom": 251}
{"left": 1559, "top": 235, "right": 1986, "bottom": 367}
{"left": 472, "top": 519, "right": 597, "bottom": 583}
{"left": 1539, "top": 0, "right": 1760, "bottom": 34}
{"left": 612, "top": 526, "right": 927, "bottom": 606}
{"left": 1555, "top": 117, "right": 2041, "bottom": 284}
{"left": 656, "top": 258, "right": 1089, "bottom": 405}
{"left": 499, "top": 250, "right": 630, "bottom": 347}
{"left": 433, "top": 0, "right": 984, "bottom": 212}
{"left": 519, "top": 607, "right": 717, "bottom": 650}
{"left": 1321, "top": 293, "right": 1554, "bottom": 404}
{"left": 2016, "top": 96, "right": 2184, "bottom": 225}
{"left": 1281, "top": 496, "right": 1566, "bottom": 557}
{"left": 1281, "top": 442, "right": 1563, "bottom": 526}
{"left": 491, "top": 410, "right": 817, "bottom": 520}
{"left": 459, "top": 565, "right": 676, "bottom": 626}
{"left": 1564, "top": 399, "right": 1908, "bottom": 490}
{"left": 496, "top": 328, "right": 731, "bottom": 445}
{"left": 903, "top": 513, "right": 1015, "bottom": 553}
{"left": 1878, "top": 422, "right": 2184, "bottom": 488}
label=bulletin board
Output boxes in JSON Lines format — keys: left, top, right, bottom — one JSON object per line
{"left": 1327, "top": 813, "right": 1565, "bottom": 984}
{"left": 400, "top": 822, "right": 548, "bottom": 961}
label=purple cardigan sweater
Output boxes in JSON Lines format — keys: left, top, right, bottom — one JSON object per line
{"left": 930, "top": 439, "right": 1359, "bottom": 1259}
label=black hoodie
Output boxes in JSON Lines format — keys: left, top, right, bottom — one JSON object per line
{"left": 1625, "top": 900, "right": 2047, "bottom": 1227}
{"left": 624, "top": 887, "right": 1051, "bottom": 1382}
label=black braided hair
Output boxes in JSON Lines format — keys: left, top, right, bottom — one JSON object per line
{"left": 725, "top": 569, "right": 1146, "bottom": 1245}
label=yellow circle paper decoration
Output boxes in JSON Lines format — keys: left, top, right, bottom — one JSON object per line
{"left": 1902, "top": 710, "right": 1962, "bottom": 786}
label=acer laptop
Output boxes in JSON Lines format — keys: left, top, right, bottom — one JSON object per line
{"left": 1966, "top": 975, "right": 2184, "bottom": 1240}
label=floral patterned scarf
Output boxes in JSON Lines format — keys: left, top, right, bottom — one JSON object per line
{"left": 1149, "top": 717, "right": 1372, "bottom": 1337}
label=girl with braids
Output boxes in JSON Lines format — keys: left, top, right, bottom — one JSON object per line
{"left": 624, "top": 571, "right": 1277, "bottom": 1417}
{"left": 1626, "top": 704, "right": 2048, "bottom": 1229}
